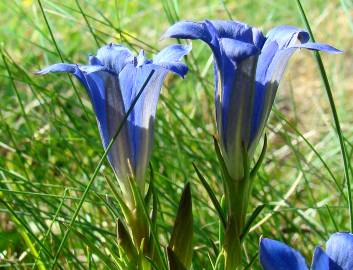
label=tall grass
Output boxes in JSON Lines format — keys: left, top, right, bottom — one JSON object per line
{"left": 0, "top": 0, "right": 351, "bottom": 269}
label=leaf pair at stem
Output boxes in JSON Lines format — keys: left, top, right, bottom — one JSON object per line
{"left": 194, "top": 135, "right": 267, "bottom": 270}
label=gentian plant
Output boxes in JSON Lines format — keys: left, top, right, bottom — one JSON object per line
{"left": 260, "top": 232, "right": 353, "bottom": 270}
{"left": 38, "top": 43, "right": 192, "bottom": 269}
{"left": 164, "top": 20, "right": 341, "bottom": 269}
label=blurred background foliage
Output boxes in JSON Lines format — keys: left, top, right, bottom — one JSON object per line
{"left": 0, "top": 0, "right": 352, "bottom": 268}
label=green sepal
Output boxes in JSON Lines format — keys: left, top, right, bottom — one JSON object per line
{"left": 250, "top": 134, "right": 267, "bottom": 179}
{"left": 127, "top": 176, "right": 150, "bottom": 250}
{"left": 117, "top": 219, "right": 138, "bottom": 261}
{"left": 168, "top": 183, "right": 193, "bottom": 269}
{"left": 144, "top": 163, "right": 154, "bottom": 207}
{"left": 104, "top": 175, "right": 130, "bottom": 219}
{"left": 127, "top": 176, "right": 168, "bottom": 269}
{"left": 212, "top": 136, "right": 232, "bottom": 182}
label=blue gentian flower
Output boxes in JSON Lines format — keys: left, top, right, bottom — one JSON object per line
{"left": 163, "top": 20, "right": 341, "bottom": 179}
{"left": 260, "top": 232, "right": 353, "bottom": 270}
{"left": 37, "top": 44, "right": 191, "bottom": 203}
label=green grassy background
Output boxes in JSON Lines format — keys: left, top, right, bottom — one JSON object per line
{"left": 0, "top": 0, "right": 352, "bottom": 269}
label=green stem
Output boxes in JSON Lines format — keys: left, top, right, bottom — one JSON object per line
{"left": 223, "top": 178, "right": 252, "bottom": 270}
{"left": 296, "top": 0, "right": 353, "bottom": 232}
{"left": 51, "top": 70, "right": 155, "bottom": 269}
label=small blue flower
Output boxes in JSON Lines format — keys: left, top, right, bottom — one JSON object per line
{"left": 37, "top": 44, "right": 191, "bottom": 202}
{"left": 260, "top": 232, "right": 353, "bottom": 270}
{"left": 163, "top": 20, "right": 341, "bottom": 179}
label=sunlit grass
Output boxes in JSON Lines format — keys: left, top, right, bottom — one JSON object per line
{"left": 0, "top": 0, "right": 352, "bottom": 269}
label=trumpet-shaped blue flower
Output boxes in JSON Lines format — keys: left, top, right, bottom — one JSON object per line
{"left": 260, "top": 232, "right": 353, "bottom": 270}
{"left": 163, "top": 20, "right": 341, "bottom": 179}
{"left": 37, "top": 44, "right": 191, "bottom": 202}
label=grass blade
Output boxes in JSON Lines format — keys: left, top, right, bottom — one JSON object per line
{"left": 296, "top": 0, "right": 353, "bottom": 232}
{"left": 192, "top": 162, "right": 226, "bottom": 229}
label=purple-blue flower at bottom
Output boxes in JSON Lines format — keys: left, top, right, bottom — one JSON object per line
{"left": 37, "top": 43, "right": 191, "bottom": 205}
{"left": 260, "top": 232, "right": 353, "bottom": 270}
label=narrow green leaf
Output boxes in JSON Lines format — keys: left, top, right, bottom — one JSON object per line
{"left": 240, "top": 204, "right": 266, "bottom": 242}
{"left": 193, "top": 163, "right": 226, "bottom": 229}
{"left": 213, "top": 136, "right": 232, "bottom": 181}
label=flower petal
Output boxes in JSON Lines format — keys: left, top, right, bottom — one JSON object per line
{"left": 37, "top": 63, "right": 132, "bottom": 185}
{"left": 290, "top": 42, "right": 342, "bottom": 53}
{"left": 153, "top": 44, "right": 192, "bottom": 63}
{"left": 77, "top": 70, "right": 132, "bottom": 183}
{"left": 311, "top": 246, "right": 342, "bottom": 270}
{"left": 220, "top": 37, "right": 260, "bottom": 61}
{"left": 220, "top": 55, "right": 258, "bottom": 178}
{"left": 326, "top": 232, "right": 353, "bottom": 270}
{"left": 259, "top": 238, "right": 308, "bottom": 270}
{"left": 266, "top": 25, "right": 310, "bottom": 49}
{"left": 96, "top": 44, "right": 134, "bottom": 73}
{"left": 120, "top": 64, "right": 166, "bottom": 182}
{"left": 152, "top": 44, "right": 191, "bottom": 77}
{"left": 209, "top": 20, "right": 265, "bottom": 49}
{"left": 89, "top": 55, "right": 103, "bottom": 66}
{"left": 250, "top": 25, "right": 341, "bottom": 152}
{"left": 36, "top": 63, "right": 76, "bottom": 74}
{"left": 162, "top": 20, "right": 212, "bottom": 43}
{"left": 250, "top": 45, "right": 295, "bottom": 151}
{"left": 153, "top": 61, "right": 188, "bottom": 78}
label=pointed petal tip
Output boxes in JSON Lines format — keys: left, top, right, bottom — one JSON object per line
{"left": 34, "top": 69, "right": 45, "bottom": 75}
{"left": 291, "top": 42, "right": 343, "bottom": 54}
{"left": 34, "top": 63, "right": 77, "bottom": 76}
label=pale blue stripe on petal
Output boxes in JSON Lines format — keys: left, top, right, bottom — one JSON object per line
{"left": 311, "top": 246, "right": 342, "bottom": 270}
{"left": 326, "top": 232, "right": 353, "bottom": 270}
{"left": 153, "top": 44, "right": 192, "bottom": 63}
